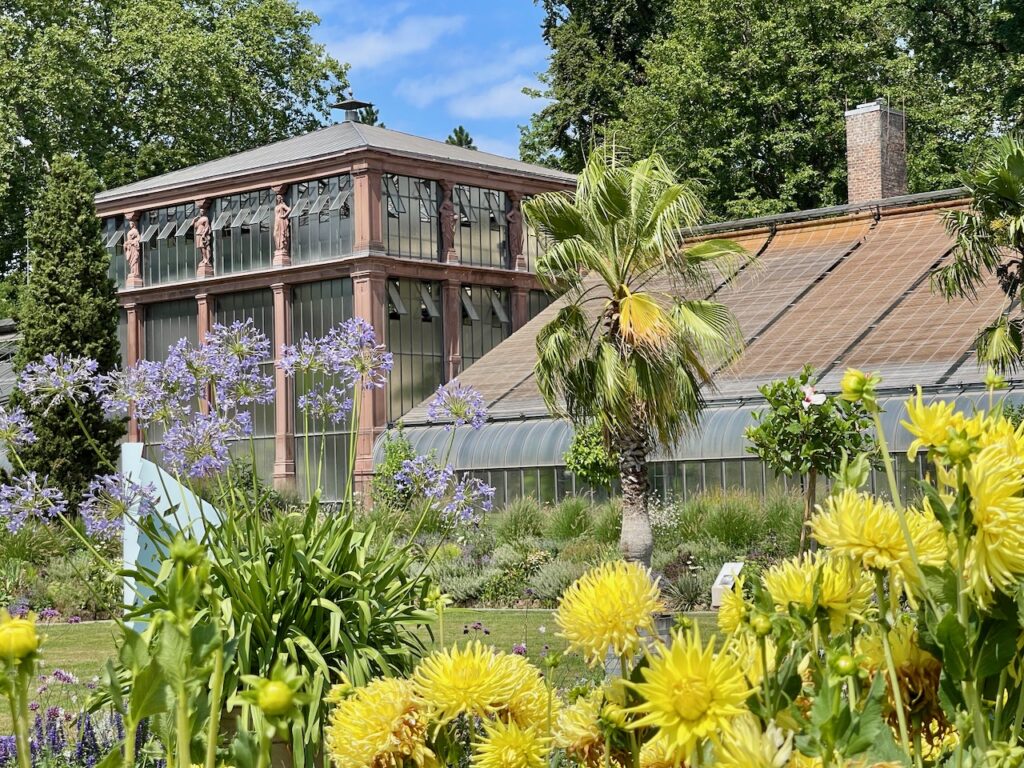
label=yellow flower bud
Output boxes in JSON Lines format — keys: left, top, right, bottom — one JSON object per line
{"left": 840, "top": 368, "right": 881, "bottom": 411}
{"left": 985, "top": 366, "right": 1008, "bottom": 392}
{"left": 0, "top": 612, "right": 40, "bottom": 663}
{"left": 257, "top": 680, "right": 295, "bottom": 716}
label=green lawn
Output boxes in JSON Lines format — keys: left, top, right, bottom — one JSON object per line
{"left": 3, "top": 610, "right": 718, "bottom": 732}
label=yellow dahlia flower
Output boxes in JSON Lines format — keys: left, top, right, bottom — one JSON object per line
{"left": 726, "top": 632, "right": 776, "bottom": 689}
{"left": 555, "top": 560, "right": 663, "bottom": 666}
{"left": 787, "top": 753, "right": 823, "bottom": 768}
{"left": 0, "top": 610, "right": 39, "bottom": 663}
{"left": 714, "top": 714, "right": 792, "bottom": 768}
{"left": 811, "top": 489, "right": 946, "bottom": 599}
{"left": 412, "top": 642, "right": 516, "bottom": 722}
{"left": 325, "top": 677, "right": 436, "bottom": 768}
{"left": 717, "top": 575, "right": 748, "bottom": 634}
{"left": 901, "top": 389, "right": 956, "bottom": 460}
{"left": 639, "top": 735, "right": 688, "bottom": 768}
{"left": 763, "top": 553, "right": 872, "bottom": 625}
{"left": 494, "top": 651, "right": 559, "bottom": 728}
{"left": 554, "top": 691, "right": 605, "bottom": 768}
{"left": 626, "top": 629, "right": 750, "bottom": 756}
{"left": 965, "top": 442, "right": 1024, "bottom": 603}
{"left": 473, "top": 720, "right": 549, "bottom": 768}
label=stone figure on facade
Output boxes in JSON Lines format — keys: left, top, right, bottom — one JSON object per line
{"left": 505, "top": 193, "right": 525, "bottom": 270}
{"left": 439, "top": 180, "right": 458, "bottom": 262}
{"left": 274, "top": 193, "right": 292, "bottom": 258}
{"left": 124, "top": 217, "right": 142, "bottom": 283}
{"left": 193, "top": 204, "right": 212, "bottom": 273}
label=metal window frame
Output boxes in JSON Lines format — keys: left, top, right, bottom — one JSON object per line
{"left": 140, "top": 223, "right": 159, "bottom": 241}
{"left": 383, "top": 175, "right": 406, "bottom": 214}
{"left": 174, "top": 212, "right": 195, "bottom": 237}
{"left": 454, "top": 185, "right": 478, "bottom": 222}
{"left": 157, "top": 221, "right": 178, "bottom": 240}
{"left": 460, "top": 288, "right": 480, "bottom": 321}
{"left": 105, "top": 228, "right": 125, "bottom": 248}
{"left": 387, "top": 281, "right": 408, "bottom": 316}
{"left": 485, "top": 190, "right": 504, "bottom": 221}
{"left": 489, "top": 290, "right": 510, "bottom": 324}
{"left": 419, "top": 283, "right": 440, "bottom": 318}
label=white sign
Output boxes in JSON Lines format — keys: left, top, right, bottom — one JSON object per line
{"left": 711, "top": 562, "right": 744, "bottom": 609}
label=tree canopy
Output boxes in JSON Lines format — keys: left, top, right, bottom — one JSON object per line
{"left": 522, "top": 0, "right": 1018, "bottom": 218}
{"left": 446, "top": 126, "right": 477, "bottom": 149}
{"left": 0, "top": 0, "right": 347, "bottom": 272}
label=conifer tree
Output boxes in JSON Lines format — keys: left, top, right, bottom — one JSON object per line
{"left": 12, "top": 155, "right": 123, "bottom": 501}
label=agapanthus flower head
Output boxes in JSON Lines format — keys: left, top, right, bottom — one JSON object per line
{"left": 811, "top": 488, "right": 947, "bottom": 602}
{"left": 395, "top": 456, "right": 456, "bottom": 501}
{"left": 443, "top": 475, "right": 495, "bottom": 526}
{"left": 626, "top": 629, "right": 750, "bottom": 758}
{"left": 763, "top": 552, "right": 873, "bottom": 625}
{"left": 964, "top": 442, "right": 1024, "bottom": 604}
{"left": 297, "top": 385, "right": 353, "bottom": 425}
{"left": 555, "top": 560, "right": 663, "bottom": 666}
{"left": 161, "top": 412, "right": 248, "bottom": 479}
{"left": 0, "top": 473, "right": 66, "bottom": 533}
{"left": 19, "top": 355, "right": 99, "bottom": 411}
{"left": 205, "top": 319, "right": 271, "bottom": 367}
{"left": 473, "top": 719, "right": 549, "bottom": 768}
{"left": 325, "top": 677, "right": 436, "bottom": 768}
{"left": 80, "top": 473, "right": 159, "bottom": 541}
{"left": 427, "top": 380, "right": 488, "bottom": 430}
{"left": 331, "top": 318, "right": 392, "bottom": 388}
{"left": 200, "top": 321, "right": 274, "bottom": 410}
{"left": 0, "top": 406, "right": 36, "bottom": 448}
{"left": 412, "top": 641, "right": 518, "bottom": 722}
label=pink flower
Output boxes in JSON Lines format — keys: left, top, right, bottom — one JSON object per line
{"left": 800, "top": 385, "right": 826, "bottom": 410}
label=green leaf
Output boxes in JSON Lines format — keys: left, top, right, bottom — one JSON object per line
{"left": 935, "top": 612, "right": 971, "bottom": 681}
{"left": 974, "top": 618, "right": 1019, "bottom": 680}
{"left": 129, "top": 660, "right": 170, "bottom": 722}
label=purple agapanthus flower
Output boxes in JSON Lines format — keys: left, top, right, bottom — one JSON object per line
{"left": 0, "top": 405, "right": 36, "bottom": 448}
{"left": 278, "top": 318, "right": 392, "bottom": 389}
{"left": 443, "top": 475, "right": 495, "bottom": 524}
{"left": 161, "top": 412, "right": 248, "bottom": 479}
{"left": 38, "top": 607, "right": 59, "bottom": 621}
{"left": 427, "top": 380, "right": 487, "bottom": 430}
{"left": 395, "top": 456, "right": 455, "bottom": 501}
{"left": 19, "top": 355, "right": 99, "bottom": 411}
{"left": 0, "top": 473, "right": 67, "bottom": 533}
{"left": 297, "top": 385, "right": 353, "bottom": 425}
{"left": 80, "top": 473, "right": 159, "bottom": 541}
{"left": 202, "top": 321, "right": 274, "bottom": 410}
{"left": 96, "top": 359, "right": 180, "bottom": 425}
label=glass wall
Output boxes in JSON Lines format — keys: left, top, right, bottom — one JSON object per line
{"left": 461, "top": 285, "right": 511, "bottom": 368}
{"left": 144, "top": 299, "right": 197, "bottom": 361}
{"left": 454, "top": 185, "right": 507, "bottom": 268}
{"left": 215, "top": 290, "right": 275, "bottom": 481}
{"left": 292, "top": 278, "right": 354, "bottom": 499}
{"left": 522, "top": 203, "right": 549, "bottom": 273}
{"left": 528, "top": 290, "right": 552, "bottom": 319}
{"left": 212, "top": 189, "right": 274, "bottom": 274}
{"left": 386, "top": 278, "right": 444, "bottom": 421}
{"left": 290, "top": 175, "right": 354, "bottom": 264}
{"left": 102, "top": 216, "right": 127, "bottom": 289}
{"left": 383, "top": 175, "right": 439, "bottom": 261}
{"left": 142, "top": 203, "right": 197, "bottom": 285}
{"left": 117, "top": 308, "right": 128, "bottom": 370}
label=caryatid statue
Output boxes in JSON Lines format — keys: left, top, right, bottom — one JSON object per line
{"left": 193, "top": 202, "right": 212, "bottom": 273}
{"left": 439, "top": 180, "right": 458, "bottom": 262}
{"left": 273, "top": 190, "right": 292, "bottom": 264}
{"left": 123, "top": 216, "right": 142, "bottom": 284}
{"left": 505, "top": 192, "right": 525, "bottom": 270}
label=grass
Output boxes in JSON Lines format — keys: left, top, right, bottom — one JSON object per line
{"left": 3, "top": 610, "right": 719, "bottom": 732}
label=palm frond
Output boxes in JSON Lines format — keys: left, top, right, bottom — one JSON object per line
{"left": 932, "top": 209, "right": 1004, "bottom": 300}
{"left": 976, "top": 316, "right": 1024, "bottom": 374}
{"left": 618, "top": 291, "right": 671, "bottom": 352}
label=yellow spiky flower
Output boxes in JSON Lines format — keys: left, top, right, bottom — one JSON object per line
{"left": 763, "top": 553, "right": 873, "bottom": 625}
{"left": 726, "top": 632, "right": 776, "bottom": 689}
{"left": 717, "top": 575, "right": 748, "bottom": 635}
{"left": 494, "top": 651, "right": 560, "bottom": 728}
{"left": 639, "top": 735, "right": 688, "bottom": 768}
{"left": 325, "top": 677, "right": 436, "bottom": 768}
{"left": 554, "top": 691, "right": 605, "bottom": 768}
{"left": 901, "top": 388, "right": 957, "bottom": 460}
{"left": 473, "top": 719, "right": 549, "bottom": 768}
{"left": 626, "top": 629, "right": 750, "bottom": 756}
{"left": 714, "top": 714, "right": 792, "bottom": 768}
{"left": 964, "top": 442, "right": 1024, "bottom": 604}
{"left": 555, "top": 560, "right": 663, "bottom": 667}
{"left": 811, "top": 489, "right": 946, "bottom": 600}
{"left": 412, "top": 642, "right": 517, "bottom": 723}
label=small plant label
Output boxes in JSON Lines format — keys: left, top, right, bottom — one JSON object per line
{"left": 710, "top": 562, "right": 744, "bottom": 608}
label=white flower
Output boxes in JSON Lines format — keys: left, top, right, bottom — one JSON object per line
{"left": 800, "top": 385, "right": 826, "bottom": 410}
{"left": 538, "top": 626, "right": 547, "bottom": 634}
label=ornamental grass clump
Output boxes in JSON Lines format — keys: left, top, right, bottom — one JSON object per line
{"left": 323, "top": 367, "right": 1024, "bottom": 768}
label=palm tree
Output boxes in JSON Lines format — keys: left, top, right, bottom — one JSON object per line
{"left": 523, "top": 146, "right": 747, "bottom": 565}
{"left": 932, "top": 134, "right": 1024, "bottom": 372}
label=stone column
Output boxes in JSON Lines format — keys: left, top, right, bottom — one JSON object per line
{"left": 511, "top": 285, "right": 529, "bottom": 332}
{"left": 442, "top": 280, "right": 463, "bottom": 380}
{"left": 196, "top": 293, "right": 215, "bottom": 413}
{"left": 124, "top": 303, "right": 142, "bottom": 442}
{"left": 506, "top": 191, "right": 528, "bottom": 271}
{"left": 352, "top": 162, "right": 384, "bottom": 255}
{"left": 439, "top": 180, "right": 459, "bottom": 264}
{"left": 271, "top": 283, "right": 296, "bottom": 489}
{"left": 351, "top": 267, "right": 388, "bottom": 494}
{"left": 194, "top": 198, "right": 214, "bottom": 279}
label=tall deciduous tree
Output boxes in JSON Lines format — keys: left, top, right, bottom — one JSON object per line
{"left": 446, "top": 126, "right": 477, "bottom": 149}
{"left": 12, "top": 155, "right": 123, "bottom": 501}
{"left": 524, "top": 146, "right": 746, "bottom": 564}
{"left": 0, "top": 0, "right": 347, "bottom": 272}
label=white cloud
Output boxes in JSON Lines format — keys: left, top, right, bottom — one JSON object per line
{"left": 329, "top": 14, "right": 466, "bottom": 70}
{"left": 447, "top": 76, "right": 544, "bottom": 119}
{"left": 395, "top": 45, "right": 548, "bottom": 108}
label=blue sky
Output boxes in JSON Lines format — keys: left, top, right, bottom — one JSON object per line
{"left": 306, "top": 1, "right": 551, "bottom": 159}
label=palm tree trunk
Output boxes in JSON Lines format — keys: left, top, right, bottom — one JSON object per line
{"left": 613, "top": 429, "right": 653, "bottom": 566}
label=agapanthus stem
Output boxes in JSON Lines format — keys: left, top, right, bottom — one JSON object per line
{"left": 67, "top": 401, "right": 120, "bottom": 474}
{"left": 205, "top": 646, "right": 225, "bottom": 768}
{"left": 875, "top": 571, "right": 911, "bottom": 757}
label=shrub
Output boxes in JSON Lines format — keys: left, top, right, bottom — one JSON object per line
{"left": 527, "top": 559, "right": 587, "bottom": 604}
{"left": 480, "top": 548, "right": 551, "bottom": 606}
{"left": 39, "top": 551, "right": 119, "bottom": 618}
{"left": 494, "top": 497, "right": 545, "bottom": 544}
{"left": 559, "top": 537, "right": 618, "bottom": 565}
{"left": 370, "top": 425, "right": 416, "bottom": 516}
{"left": 591, "top": 499, "right": 622, "bottom": 544}
{"left": 545, "top": 497, "right": 592, "bottom": 541}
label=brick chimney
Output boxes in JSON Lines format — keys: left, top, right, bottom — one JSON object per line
{"left": 844, "top": 98, "right": 907, "bottom": 204}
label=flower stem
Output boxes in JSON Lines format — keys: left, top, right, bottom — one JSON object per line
{"left": 7, "top": 672, "right": 31, "bottom": 768}
{"left": 875, "top": 570, "right": 911, "bottom": 756}
{"left": 176, "top": 681, "right": 192, "bottom": 768}
{"left": 205, "top": 645, "right": 225, "bottom": 768}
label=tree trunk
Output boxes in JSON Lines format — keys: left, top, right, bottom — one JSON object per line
{"left": 613, "top": 428, "right": 653, "bottom": 566}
